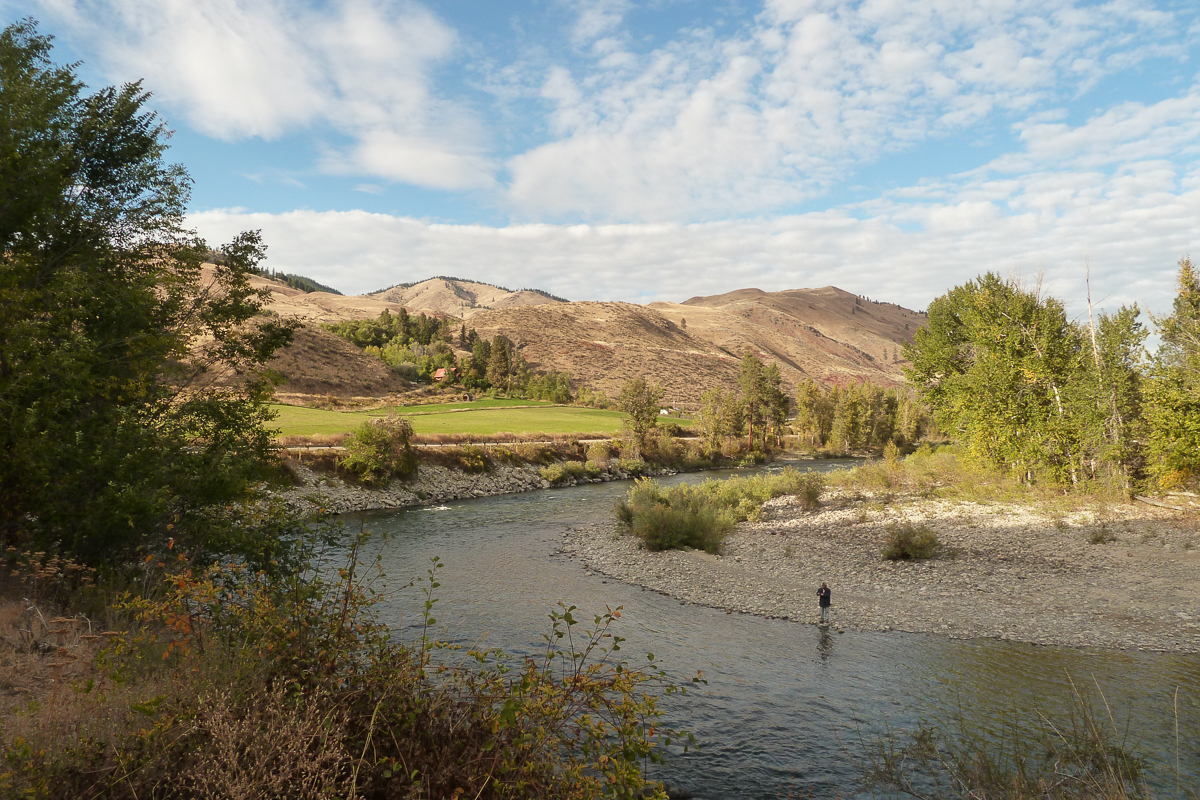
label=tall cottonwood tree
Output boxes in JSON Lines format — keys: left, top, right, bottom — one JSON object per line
{"left": 0, "top": 22, "right": 295, "bottom": 559}
{"left": 904, "top": 273, "right": 1082, "bottom": 482}
{"left": 1146, "top": 257, "right": 1200, "bottom": 489}
{"left": 906, "top": 271, "right": 1155, "bottom": 488}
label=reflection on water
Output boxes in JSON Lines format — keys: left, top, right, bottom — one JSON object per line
{"left": 346, "top": 462, "right": 1200, "bottom": 799}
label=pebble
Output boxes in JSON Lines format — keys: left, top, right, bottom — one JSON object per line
{"left": 559, "top": 493, "right": 1200, "bottom": 654}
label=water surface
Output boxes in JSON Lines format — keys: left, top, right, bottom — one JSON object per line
{"left": 350, "top": 464, "right": 1200, "bottom": 798}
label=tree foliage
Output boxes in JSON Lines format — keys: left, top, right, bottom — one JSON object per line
{"left": 1145, "top": 257, "right": 1200, "bottom": 489}
{"left": 904, "top": 271, "right": 1148, "bottom": 487}
{"left": 617, "top": 378, "right": 666, "bottom": 453}
{"left": 0, "top": 21, "right": 295, "bottom": 560}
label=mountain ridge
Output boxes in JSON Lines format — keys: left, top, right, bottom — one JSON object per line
{"left": 233, "top": 270, "right": 926, "bottom": 401}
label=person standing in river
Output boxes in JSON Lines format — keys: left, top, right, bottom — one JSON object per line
{"left": 817, "top": 583, "right": 831, "bottom": 625}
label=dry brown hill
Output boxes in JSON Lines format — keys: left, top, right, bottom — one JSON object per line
{"left": 648, "top": 285, "right": 925, "bottom": 389}
{"left": 372, "top": 278, "right": 559, "bottom": 319}
{"left": 235, "top": 267, "right": 926, "bottom": 403}
{"left": 267, "top": 324, "right": 411, "bottom": 402}
{"left": 235, "top": 270, "right": 559, "bottom": 325}
{"left": 467, "top": 302, "right": 739, "bottom": 407}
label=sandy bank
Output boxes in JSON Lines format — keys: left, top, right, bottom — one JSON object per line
{"left": 560, "top": 493, "right": 1200, "bottom": 653}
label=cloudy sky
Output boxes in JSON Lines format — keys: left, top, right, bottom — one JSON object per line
{"left": 13, "top": 0, "right": 1200, "bottom": 318}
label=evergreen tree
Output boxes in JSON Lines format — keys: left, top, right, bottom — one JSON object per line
{"left": 738, "top": 353, "right": 765, "bottom": 449}
{"left": 793, "top": 379, "right": 827, "bottom": 448}
{"left": 486, "top": 335, "right": 510, "bottom": 390}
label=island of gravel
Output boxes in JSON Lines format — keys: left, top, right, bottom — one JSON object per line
{"left": 559, "top": 492, "right": 1200, "bottom": 654}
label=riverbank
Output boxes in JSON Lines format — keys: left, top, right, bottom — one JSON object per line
{"left": 560, "top": 492, "right": 1200, "bottom": 653}
{"left": 270, "top": 458, "right": 680, "bottom": 516}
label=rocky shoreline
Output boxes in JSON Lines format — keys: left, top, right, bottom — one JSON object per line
{"left": 560, "top": 493, "right": 1200, "bottom": 653}
{"left": 270, "top": 458, "right": 675, "bottom": 516}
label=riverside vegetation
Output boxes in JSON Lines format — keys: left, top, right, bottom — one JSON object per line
{"left": 5, "top": 18, "right": 1198, "bottom": 800}
{"left": 0, "top": 24, "right": 695, "bottom": 800}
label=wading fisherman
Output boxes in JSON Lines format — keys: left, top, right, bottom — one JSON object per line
{"left": 817, "top": 582, "right": 831, "bottom": 625}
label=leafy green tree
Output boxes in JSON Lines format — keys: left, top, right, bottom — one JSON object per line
{"left": 905, "top": 272, "right": 1094, "bottom": 483}
{"left": 1146, "top": 257, "right": 1200, "bottom": 489}
{"left": 0, "top": 21, "right": 295, "bottom": 560}
{"left": 1068, "top": 306, "right": 1147, "bottom": 490}
{"left": 830, "top": 382, "right": 866, "bottom": 452}
{"left": 617, "top": 378, "right": 665, "bottom": 454}
{"left": 525, "top": 370, "right": 574, "bottom": 403}
{"left": 339, "top": 416, "right": 418, "bottom": 485}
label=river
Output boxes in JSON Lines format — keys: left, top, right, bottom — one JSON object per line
{"left": 349, "top": 462, "right": 1200, "bottom": 799}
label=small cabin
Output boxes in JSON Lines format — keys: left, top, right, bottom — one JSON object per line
{"left": 433, "top": 367, "right": 460, "bottom": 383}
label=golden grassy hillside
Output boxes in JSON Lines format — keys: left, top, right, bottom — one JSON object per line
{"left": 235, "top": 269, "right": 926, "bottom": 404}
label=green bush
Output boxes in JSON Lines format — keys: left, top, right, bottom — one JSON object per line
{"left": 339, "top": 415, "right": 418, "bottom": 485}
{"left": 696, "top": 468, "right": 824, "bottom": 521}
{"left": 882, "top": 522, "right": 940, "bottom": 560}
{"left": 540, "top": 460, "right": 596, "bottom": 485}
{"left": 618, "top": 459, "right": 648, "bottom": 476}
{"left": 586, "top": 441, "right": 611, "bottom": 463}
{"left": 540, "top": 463, "right": 567, "bottom": 484}
{"left": 616, "top": 468, "right": 826, "bottom": 554}
{"left": 616, "top": 479, "right": 733, "bottom": 554}
{"left": 455, "top": 443, "right": 491, "bottom": 473}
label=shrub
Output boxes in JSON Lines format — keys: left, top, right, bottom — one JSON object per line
{"left": 540, "top": 463, "right": 567, "bottom": 485}
{"left": 339, "top": 415, "right": 418, "bottom": 485}
{"left": 540, "top": 460, "right": 595, "bottom": 485}
{"left": 615, "top": 479, "right": 733, "bottom": 554}
{"left": 586, "top": 441, "right": 611, "bottom": 463}
{"left": 456, "top": 443, "right": 491, "bottom": 473}
{"left": 618, "top": 459, "right": 648, "bottom": 477}
{"left": 1, "top": 534, "right": 698, "bottom": 799}
{"left": 615, "top": 469, "right": 824, "bottom": 553}
{"left": 882, "top": 522, "right": 940, "bottom": 560}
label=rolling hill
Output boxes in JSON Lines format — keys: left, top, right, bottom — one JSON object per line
{"left": 227, "top": 269, "right": 926, "bottom": 404}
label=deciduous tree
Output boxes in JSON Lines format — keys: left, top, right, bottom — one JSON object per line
{"left": 1146, "top": 257, "right": 1200, "bottom": 489}
{"left": 0, "top": 21, "right": 295, "bottom": 559}
{"left": 617, "top": 378, "right": 665, "bottom": 454}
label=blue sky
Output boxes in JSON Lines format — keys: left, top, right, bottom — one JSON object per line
{"left": 11, "top": 0, "right": 1200, "bottom": 319}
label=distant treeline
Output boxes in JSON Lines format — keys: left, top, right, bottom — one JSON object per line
{"left": 254, "top": 268, "right": 342, "bottom": 295}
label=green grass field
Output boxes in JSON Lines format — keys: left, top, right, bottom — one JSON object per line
{"left": 270, "top": 401, "right": 695, "bottom": 438}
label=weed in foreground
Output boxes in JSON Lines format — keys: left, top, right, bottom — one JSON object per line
{"left": 0, "top": 530, "right": 700, "bottom": 799}
{"left": 858, "top": 677, "right": 1194, "bottom": 800}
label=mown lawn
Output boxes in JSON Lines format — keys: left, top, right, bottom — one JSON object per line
{"left": 270, "top": 401, "right": 694, "bottom": 438}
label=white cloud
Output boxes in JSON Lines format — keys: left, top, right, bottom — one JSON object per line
{"left": 507, "top": 0, "right": 1185, "bottom": 220}
{"left": 33, "top": 0, "right": 496, "bottom": 190}
{"left": 190, "top": 150, "right": 1200, "bottom": 322}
